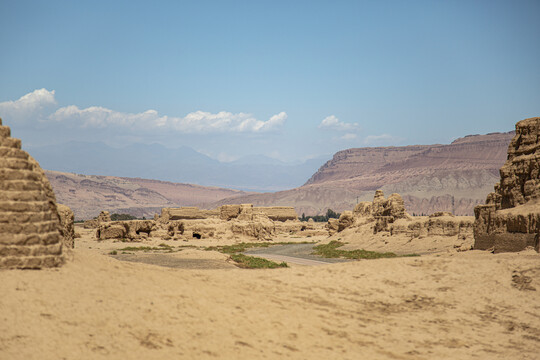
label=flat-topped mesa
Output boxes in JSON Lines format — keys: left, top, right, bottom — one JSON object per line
{"left": 474, "top": 117, "right": 540, "bottom": 253}
{"left": 0, "top": 117, "right": 65, "bottom": 269}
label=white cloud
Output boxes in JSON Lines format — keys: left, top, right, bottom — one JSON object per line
{"left": 28, "top": 89, "right": 287, "bottom": 133}
{"left": 165, "top": 110, "right": 287, "bottom": 133}
{"left": 318, "top": 115, "right": 360, "bottom": 131}
{"left": 0, "top": 88, "right": 57, "bottom": 121}
{"left": 340, "top": 133, "right": 357, "bottom": 140}
{"left": 50, "top": 105, "right": 164, "bottom": 129}
{"left": 0, "top": 89, "right": 286, "bottom": 134}
{"left": 363, "top": 134, "right": 400, "bottom": 145}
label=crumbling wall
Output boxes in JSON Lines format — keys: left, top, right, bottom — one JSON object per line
{"left": 96, "top": 220, "right": 156, "bottom": 241}
{"left": 93, "top": 204, "right": 306, "bottom": 242}
{"left": 84, "top": 210, "right": 112, "bottom": 229}
{"left": 57, "top": 203, "right": 75, "bottom": 249}
{"left": 253, "top": 206, "right": 298, "bottom": 222}
{"left": 219, "top": 204, "right": 298, "bottom": 222}
{"left": 160, "top": 207, "right": 220, "bottom": 221}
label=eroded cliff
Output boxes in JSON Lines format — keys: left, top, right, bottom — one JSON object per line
{"left": 474, "top": 117, "right": 540, "bottom": 253}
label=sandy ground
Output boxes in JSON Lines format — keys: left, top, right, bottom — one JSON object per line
{"left": 327, "top": 217, "right": 476, "bottom": 256}
{"left": 1, "top": 228, "right": 540, "bottom": 359}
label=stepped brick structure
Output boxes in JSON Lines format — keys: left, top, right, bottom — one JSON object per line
{"left": 0, "top": 117, "right": 64, "bottom": 269}
{"left": 474, "top": 117, "right": 540, "bottom": 252}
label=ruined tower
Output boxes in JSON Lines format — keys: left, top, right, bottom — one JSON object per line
{"left": 0, "top": 117, "right": 64, "bottom": 268}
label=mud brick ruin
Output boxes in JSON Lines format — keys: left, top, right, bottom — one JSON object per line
{"left": 0, "top": 118, "right": 66, "bottom": 269}
{"left": 474, "top": 117, "right": 540, "bottom": 252}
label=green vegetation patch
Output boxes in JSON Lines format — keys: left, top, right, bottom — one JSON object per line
{"left": 230, "top": 254, "right": 288, "bottom": 269}
{"left": 205, "top": 241, "right": 313, "bottom": 255}
{"left": 110, "top": 213, "right": 138, "bottom": 221}
{"left": 205, "top": 242, "right": 273, "bottom": 254}
{"left": 117, "top": 243, "right": 176, "bottom": 253}
{"left": 300, "top": 208, "right": 340, "bottom": 222}
{"left": 312, "top": 240, "right": 418, "bottom": 260}
{"left": 205, "top": 242, "right": 316, "bottom": 269}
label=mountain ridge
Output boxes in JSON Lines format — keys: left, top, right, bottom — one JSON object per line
{"left": 31, "top": 141, "right": 328, "bottom": 192}
{"left": 214, "top": 131, "right": 515, "bottom": 216}
{"left": 46, "top": 131, "right": 515, "bottom": 218}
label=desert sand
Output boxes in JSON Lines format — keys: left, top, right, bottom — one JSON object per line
{"left": 2, "top": 117, "right": 540, "bottom": 359}
{"left": 1, "top": 228, "right": 539, "bottom": 359}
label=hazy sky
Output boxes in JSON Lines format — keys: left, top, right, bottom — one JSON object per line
{"left": 1, "top": 0, "right": 539, "bottom": 163}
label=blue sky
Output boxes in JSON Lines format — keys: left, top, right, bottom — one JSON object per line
{"left": 1, "top": 0, "right": 539, "bottom": 163}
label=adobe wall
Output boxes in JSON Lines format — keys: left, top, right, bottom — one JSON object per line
{"left": 0, "top": 118, "right": 64, "bottom": 269}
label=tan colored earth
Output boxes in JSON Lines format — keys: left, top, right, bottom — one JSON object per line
{"left": 2, "top": 117, "right": 540, "bottom": 359}
{"left": 1, "top": 224, "right": 539, "bottom": 360}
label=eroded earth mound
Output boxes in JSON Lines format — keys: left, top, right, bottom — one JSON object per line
{"left": 474, "top": 117, "right": 540, "bottom": 253}
{"left": 328, "top": 190, "right": 474, "bottom": 254}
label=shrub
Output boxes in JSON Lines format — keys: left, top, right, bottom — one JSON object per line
{"left": 230, "top": 254, "right": 288, "bottom": 269}
{"left": 110, "top": 213, "right": 137, "bottom": 221}
{"left": 312, "top": 240, "right": 418, "bottom": 260}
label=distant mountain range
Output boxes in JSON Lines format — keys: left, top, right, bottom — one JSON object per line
{"left": 29, "top": 142, "right": 329, "bottom": 192}
{"left": 45, "top": 170, "right": 251, "bottom": 220}
{"left": 210, "top": 131, "right": 515, "bottom": 216}
{"left": 44, "top": 131, "right": 515, "bottom": 219}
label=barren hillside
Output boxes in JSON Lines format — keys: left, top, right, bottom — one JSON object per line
{"left": 48, "top": 131, "right": 514, "bottom": 218}
{"left": 214, "top": 132, "right": 514, "bottom": 216}
{"left": 46, "top": 171, "right": 250, "bottom": 220}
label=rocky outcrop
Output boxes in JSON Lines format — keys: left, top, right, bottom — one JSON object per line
{"left": 0, "top": 118, "right": 64, "bottom": 269}
{"left": 474, "top": 117, "right": 540, "bottom": 253}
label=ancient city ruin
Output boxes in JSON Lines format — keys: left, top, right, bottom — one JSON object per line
{"left": 0, "top": 118, "right": 66, "bottom": 269}
{"left": 329, "top": 190, "right": 474, "bottom": 252}
{"left": 87, "top": 204, "right": 325, "bottom": 242}
{"left": 474, "top": 117, "right": 540, "bottom": 252}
